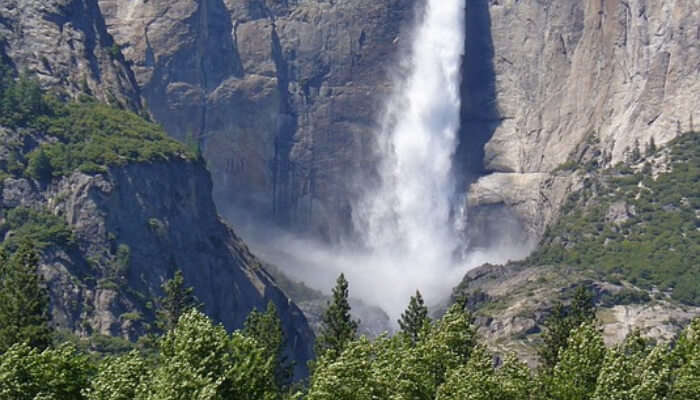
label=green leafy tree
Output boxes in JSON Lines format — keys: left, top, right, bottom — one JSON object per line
{"left": 669, "top": 318, "right": 700, "bottom": 400}
{"left": 547, "top": 323, "right": 607, "bottom": 400}
{"left": 315, "top": 273, "right": 358, "bottom": 357}
{"left": 243, "top": 302, "right": 293, "bottom": 389}
{"left": 307, "top": 336, "right": 397, "bottom": 400}
{"left": 434, "top": 346, "right": 535, "bottom": 400}
{"left": 628, "top": 345, "right": 673, "bottom": 400}
{"left": 0, "top": 239, "right": 52, "bottom": 352}
{"left": 137, "top": 309, "right": 277, "bottom": 400}
{"left": 83, "top": 351, "right": 147, "bottom": 400}
{"left": 0, "top": 342, "right": 92, "bottom": 400}
{"left": 398, "top": 289, "right": 430, "bottom": 345}
{"left": 155, "top": 269, "right": 198, "bottom": 333}
{"left": 435, "top": 345, "right": 500, "bottom": 400}
{"left": 538, "top": 286, "right": 596, "bottom": 369}
{"left": 592, "top": 331, "right": 651, "bottom": 400}
{"left": 397, "top": 304, "right": 477, "bottom": 399}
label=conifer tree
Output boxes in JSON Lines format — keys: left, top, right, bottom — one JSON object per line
{"left": 243, "top": 301, "right": 293, "bottom": 388}
{"left": 398, "top": 290, "right": 429, "bottom": 344}
{"left": 155, "top": 269, "right": 198, "bottom": 333}
{"left": 315, "top": 273, "right": 358, "bottom": 357}
{"left": 27, "top": 148, "right": 53, "bottom": 182}
{"left": 538, "top": 286, "right": 596, "bottom": 369}
{"left": 0, "top": 239, "right": 52, "bottom": 352}
{"left": 631, "top": 138, "right": 642, "bottom": 162}
{"left": 645, "top": 136, "right": 657, "bottom": 157}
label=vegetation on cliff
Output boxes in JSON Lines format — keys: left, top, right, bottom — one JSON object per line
{"left": 531, "top": 132, "right": 700, "bottom": 305}
{"left": 0, "top": 56, "right": 197, "bottom": 183}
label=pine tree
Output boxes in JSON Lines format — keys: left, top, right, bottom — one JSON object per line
{"left": 398, "top": 290, "right": 429, "bottom": 345}
{"left": 631, "top": 139, "right": 642, "bottom": 162}
{"left": 315, "top": 273, "right": 358, "bottom": 357}
{"left": 0, "top": 239, "right": 52, "bottom": 352}
{"left": 243, "top": 301, "right": 293, "bottom": 388}
{"left": 645, "top": 136, "right": 657, "bottom": 157}
{"left": 27, "top": 148, "right": 53, "bottom": 182}
{"left": 155, "top": 269, "right": 198, "bottom": 333}
{"left": 538, "top": 286, "right": 596, "bottom": 369}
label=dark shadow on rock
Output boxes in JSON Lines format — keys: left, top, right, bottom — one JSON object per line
{"left": 455, "top": 0, "right": 500, "bottom": 187}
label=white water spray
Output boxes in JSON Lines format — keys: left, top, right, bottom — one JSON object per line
{"left": 351, "top": 0, "right": 466, "bottom": 315}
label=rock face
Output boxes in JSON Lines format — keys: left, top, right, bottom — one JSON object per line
{"left": 97, "top": 0, "right": 416, "bottom": 239}
{"left": 0, "top": 129, "right": 315, "bottom": 377}
{"left": 466, "top": 0, "right": 700, "bottom": 240}
{"left": 0, "top": 0, "right": 141, "bottom": 109}
{"left": 93, "top": 0, "right": 700, "bottom": 244}
{"left": 452, "top": 262, "right": 700, "bottom": 366}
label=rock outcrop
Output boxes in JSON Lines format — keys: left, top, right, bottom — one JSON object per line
{"left": 97, "top": 0, "right": 416, "bottom": 239}
{"left": 0, "top": 0, "right": 141, "bottom": 109}
{"left": 0, "top": 127, "right": 315, "bottom": 377}
{"left": 466, "top": 0, "right": 700, "bottom": 240}
{"left": 452, "top": 262, "right": 700, "bottom": 367}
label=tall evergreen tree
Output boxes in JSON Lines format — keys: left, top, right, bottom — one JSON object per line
{"left": 0, "top": 239, "right": 52, "bottom": 353}
{"left": 243, "top": 301, "right": 293, "bottom": 388}
{"left": 398, "top": 290, "right": 429, "bottom": 344}
{"left": 315, "top": 273, "right": 358, "bottom": 357}
{"left": 538, "top": 286, "right": 596, "bottom": 369}
{"left": 155, "top": 269, "right": 198, "bottom": 333}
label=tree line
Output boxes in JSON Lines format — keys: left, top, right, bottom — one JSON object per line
{"left": 0, "top": 242, "right": 698, "bottom": 399}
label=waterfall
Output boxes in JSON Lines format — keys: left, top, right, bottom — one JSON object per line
{"left": 242, "top": 0, "right": 470, "bottom": 325}
{"left": 352, "top": 0, "right": 466, "bottom": 316}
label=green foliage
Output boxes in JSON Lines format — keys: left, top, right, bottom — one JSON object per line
{"left": 545, "top": 323, "right": 607, "bottom": 400}
{"left": 531, "top": 132, "right": 700, "bottom": 305}
{"left": 398, "top": 289, "right": 430, "bottom": 345}
{"left": 109, "top": 43, "right": 122, "bottom": 60}
{"left": 0, "top": 70, "right": 49, "bottom": 129}
{"left": 436, "top": 346, "right": 533, "bottom": 400}
{"left": 315, "top": 273, "right": 358, "bottom": 358}
{"left": 0, "top": 56, "right": 197, "bottom": 182}
{"left": 307, "top": 304, "right": 478, "bottom": 400}
{"left": 36, "top": 102, "right": 197, "bottom": 178}
{"left": 0, "top": 342, "right": 93, "bottom": 400}
{"left": 538, "top": 287, "right": 596, "bottom": 369}
{"left": 26, "top": 148, "right": 52, "bottom": 182}
{"left": 139, "top": 309, "right": 277, "bottom": 400}
{"left": 592, "top": 332, "right": 672, "bottom": 400}
{"left": 83, "top": 351, "right": 147, "bottom": 400}
{"left": 243, "top": 302, "right": 292, "bottom": 389}
{"left": 670, "top": 318, "right": 700, "bottom": 400}
{"left": 600, "top": 288, "right": 651, "bottom": 307}
{"left": 0, "top": 274, "right": 695, "bottom": 400}
{"left": 155, "top": 269, "right": 199, "bottom": 333}
{"left": 0, "top": 240, "right": 52, "bottom": 353}
{"left": 0, "top": 206, "right": 75, "bottom": 250}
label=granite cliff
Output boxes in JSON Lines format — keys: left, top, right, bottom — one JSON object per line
{"left": 98, "top": 0, "right": 416, "bottom": 239}
{"left": 0, "top": 0, "right": 141, "bottom": 110}
{"left": 0, "top": 120, "right": 315, "bottom": 375}
{"left": 465, "top": 0, "right": 700, "bottom": 242}
{"left": 0, "top": 0, "right": 316, "bottom": 369}
{"left": 91, "top": 0, "right": 700, "bottom": 247}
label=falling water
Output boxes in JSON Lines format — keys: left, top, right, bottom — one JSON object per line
{"left": 352, "top": 0, "right": 466, "bottom": 315}
{"left": 242, "top": 0, "right": 472, "bottom": 324}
